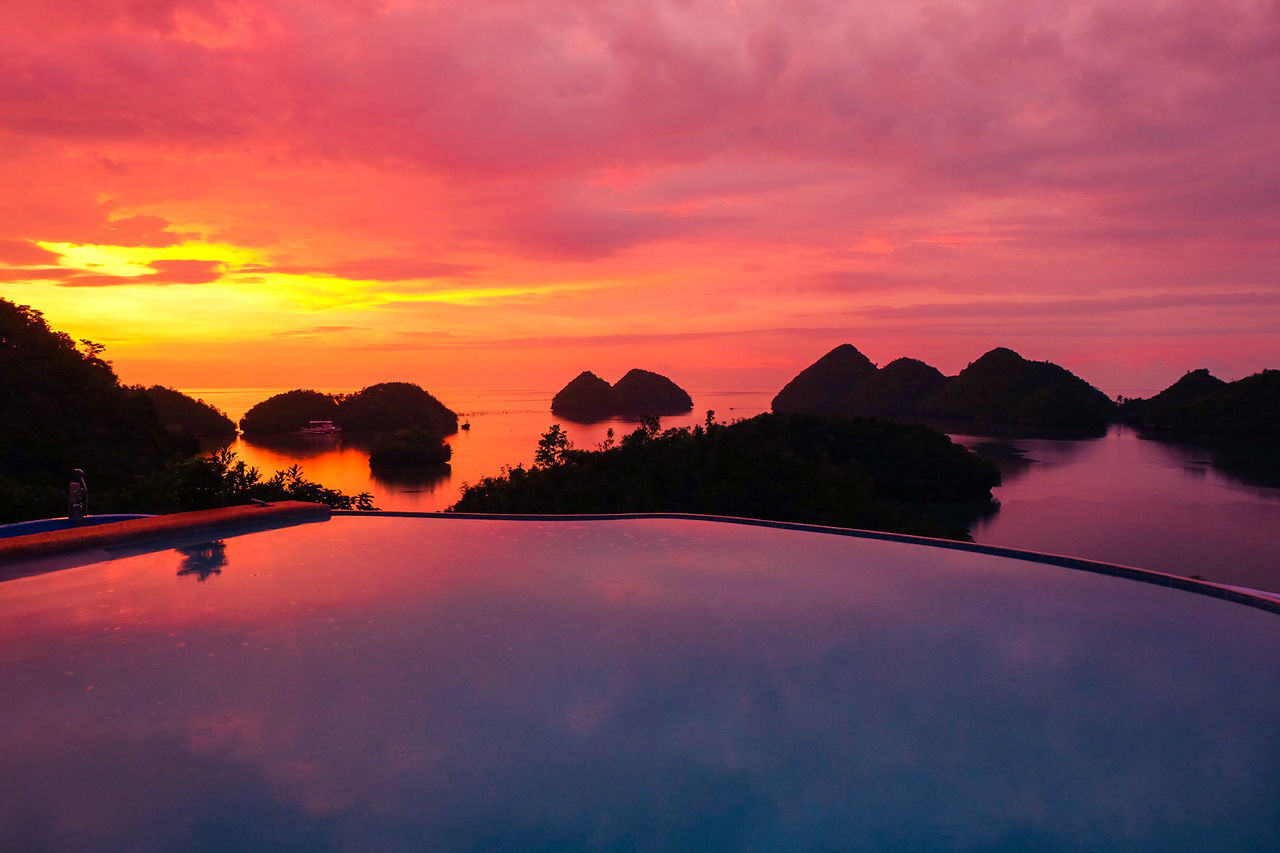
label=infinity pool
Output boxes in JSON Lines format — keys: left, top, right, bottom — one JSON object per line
{"left": 1, "top": 515, "right": 1277, "bottom": 851}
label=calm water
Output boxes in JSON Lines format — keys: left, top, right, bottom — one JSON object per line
{"left": 3, "top": 516, "right": 1278, "bottom": 850}
{"left": 189, "top": 387, "right": 1280, "bottom": 591}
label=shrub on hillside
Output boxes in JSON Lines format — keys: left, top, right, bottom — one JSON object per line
{"left": 452, "top": 413, "right": 999, "bottom": 539}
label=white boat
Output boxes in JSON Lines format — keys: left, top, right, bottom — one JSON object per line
{"left": 298, "top": 419, "right": 340, "bottom": 435}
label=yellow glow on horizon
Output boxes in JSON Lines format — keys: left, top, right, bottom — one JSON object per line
{"left": 231, "top": 271, "right": 630, "bottom": 311}
{"left": 38, "top": 240, "right": 261, "bottom": 276}
{"left": 31, "top": 240, "right": 636, "bottom": 311}
{"left": 8, "top": 282, "right": 293, "bottom": 345}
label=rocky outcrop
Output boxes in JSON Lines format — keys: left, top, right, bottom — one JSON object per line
{"left": 612, "top": 369, "right": 693, "bottom": 415}
{"left": 1123, "top": 369, "right": 1279, "bottom": 436}
{"left": 551, "top": 369, "right": 693, "bottom": 419}
{"left": 773, "top": 344, "right": 1116, "bottom": 428}
{"left": 771, "top": 346, "right": 945, "bottom": 419}
{"left": 550, "top": 371, "right": 616, "bottom": 417}
{"left": 771, "top": 344, "right": 877, "bottom": 416}
{"left": 854, "top": 357, "right": 948, "bottom": 418}
{"left": 923, "top": 347, "right": 1116, "bottom": 427}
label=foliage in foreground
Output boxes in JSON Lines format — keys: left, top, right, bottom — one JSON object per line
{"left": 451, "top": 413, "right": 1000, "bottom": 539}
{"left": 2, "top": 449, "right": 376, "bottom": 522}
{"left": 0, "top": 298, "right": 183, "bottom": 487}
{"left": 0, "top": 298, "right": 375, "bottom": 522}
{"left": 107, "top": 449, "right": 376, "bottom": 514}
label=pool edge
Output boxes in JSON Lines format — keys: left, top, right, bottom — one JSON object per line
{"left": 0, "top": 502, "right": 332, "bottom": 570}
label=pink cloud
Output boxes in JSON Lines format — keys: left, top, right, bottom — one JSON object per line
{"left": 497, "top": 205, "right": 735, "bottom": 259}
{"left": 0, "top": 0, "right": 1275, "bottom": 387}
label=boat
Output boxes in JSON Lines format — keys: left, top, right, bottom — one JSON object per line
{"left": 298, "top": 419, "right": 340, "bottom": 435}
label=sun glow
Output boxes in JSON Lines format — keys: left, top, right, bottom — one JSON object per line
{"left": 38, "top": 241, "right": 261, "bottom": 277}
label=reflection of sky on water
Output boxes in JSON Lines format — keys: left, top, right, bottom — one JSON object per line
{"left": 2, "top": 517, "right": 1278, "bottom": 851}
{"left": 955, "top": 425, "right": 1280, "bottom": 589}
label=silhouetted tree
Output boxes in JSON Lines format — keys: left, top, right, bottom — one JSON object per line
{"left": 534, "top": 424, "right": 573, "bottom": 467}
{"left": 0, "top": 298, "right": 186, "bottom": 519}
{"left": 453, "top": 413, "right": 1000, "bottom": 539}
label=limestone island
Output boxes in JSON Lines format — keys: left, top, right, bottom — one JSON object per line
{"left": 240, "top": 382, "right": 458, "bottom": 438}
{"left": 773, "top": 344, "right": 1116, "bottom": 429}
{"left": 1120, "top": 368, "right": 1280, "bottom": 437}
{"left": 552, "top": 369, "right": 694, "bottom": 420}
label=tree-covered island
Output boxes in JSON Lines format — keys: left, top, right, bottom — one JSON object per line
{"left": 452, "top": 413, "right": 1001, "bottom": 540}
{"left": 773, "top": 343, "right": 1279, "bottom": 437}
{"left": 239, "top": 382, "right": 459, "bottom": 438}
{"left": 774, "top": 344, "right": 1116, "bottom": 429}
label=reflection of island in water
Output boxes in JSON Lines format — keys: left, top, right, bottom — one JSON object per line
{"left": 232, "top": 433, "right": 353, "bottom": 459}
{"left": 1139, "top": 432, "right": 1280, "bottom": 493}
{"left": 177, "top": 541, "right": 227, "bottom": 581}
{"left": 953, "top": 423, "right": 1280, "bottom": 589}
{"left": 956, "top": 425, "right": 1280, "bottom": 495}
{"left": 368, "top": 461, "right": 452, "bottom": 489}
{"left": 956, "top": 438, "right": 1037, "bottom": 485}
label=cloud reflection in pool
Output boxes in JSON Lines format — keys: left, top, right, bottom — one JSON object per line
{"left": 1, "top": 516, "right": 1277, "bottom": 851}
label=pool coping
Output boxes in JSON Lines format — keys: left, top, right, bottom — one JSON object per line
{"left": 0, "top": 502, "right": 332, "bottom": 570}
{"left": 334, "top": 510, "right": 1280, "bottom": 616}
{"left": 2, "top": 505, "right": 1276, "bottom": 617}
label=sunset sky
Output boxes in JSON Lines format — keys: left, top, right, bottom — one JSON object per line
{"left": 2, "top": 0, "right": 1277, "bottom": 395}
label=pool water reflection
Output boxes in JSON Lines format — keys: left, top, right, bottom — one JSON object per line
{"left": 1, "top": 516, "right": 1277, "bottom": 851}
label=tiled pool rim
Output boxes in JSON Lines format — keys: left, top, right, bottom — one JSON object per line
{"left": 0, "top": 501, "right": 331, "bottom": 567}
{"left": 2, "top": 503, "right": 1275, "bottom": 615}
{"left": 342, "top": 511, "right": 1280, "bottom": 614}
{"left": 4, "top": 509, "right": 1278, "bottom": 851}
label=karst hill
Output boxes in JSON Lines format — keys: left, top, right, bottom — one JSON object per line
{"left": 774, "top": 344, "right": 1279, "bottom": 435}
{"left": 552, "top": 369, "right": 693, "bottom": 419}
{"left": 773, "top": 345, "right": 1115, "bottom": 428}
{"left": 1120, "top": 368, "right": 1280, "bottom": 436}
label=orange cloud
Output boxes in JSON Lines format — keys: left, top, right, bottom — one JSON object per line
{"left": 56, "top": 259, "right": 226, "bottom": 287}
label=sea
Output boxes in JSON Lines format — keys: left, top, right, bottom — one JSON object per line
{"left": 186, "top": 386, "right": 1280, "bottom": 593}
